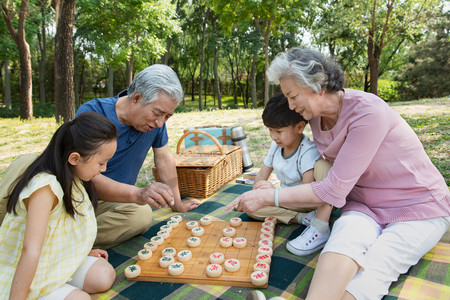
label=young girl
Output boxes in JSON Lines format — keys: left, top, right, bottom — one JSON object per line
{"left": 250, "top": 93, "right": 333, "bottom": 256}
{"left": 0, "top": 111, "right": 117, "bottom": 299}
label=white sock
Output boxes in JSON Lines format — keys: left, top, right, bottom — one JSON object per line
{"left": 296, "top": 212, "right": 308, "bottom": 224}
{"left": 311, "top": 218, "right": 329, "bottom": 234}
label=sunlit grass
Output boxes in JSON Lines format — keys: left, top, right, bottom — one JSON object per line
{"left": 0, "top": 98, "right": 448, "bottom": 187}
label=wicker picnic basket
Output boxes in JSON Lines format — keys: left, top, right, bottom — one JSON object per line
{"left": 152, "top": 129, "right": 243, "bottom": 198}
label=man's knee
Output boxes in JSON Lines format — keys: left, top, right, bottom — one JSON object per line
{"left": 95, "top": 203, "right": 152, "bottom": 247}
{"left": 127, "top": 204, "right": 152, "bottom": 233}
{"left": 107, "top": 203, "right": 152, "bottom": 233}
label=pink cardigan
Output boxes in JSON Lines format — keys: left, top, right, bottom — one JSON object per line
{"left": 310, "top": 89, "right": 449, "bottom": 226}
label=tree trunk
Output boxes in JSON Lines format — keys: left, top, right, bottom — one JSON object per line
{"left": 54, "top": 0, "right": 76, "bottom": 123}
{"left": 125, "top": 61, "right": 131, "bottom": 86}
{"left": 191, "top": 74, "right": 195, "bottom": 102}
{"left": 162, "top": 37, "right": 172, "bottom": 65}
{"left": 367, "top": 34, "right": 381, "bottom": 95}
{"left": 263, "top": 32, "right": 270, "bottom": 104}
{"left": 213, "top": 44, "right": 222, "bottom": 109}
{"left": 162, "top": 0, "right": 181, "bottom": 65}
{"left": 204, "top": 63, "right": 209, "bottom": 107}
{"left": 127, "top": 56, "right": 134, "bottom": 85}
{"left": 227, "top": 52, "right": 237, "bottom": 104}
{"left": 0, "top": 62, "right": 3, "bottom": 104}
{"left": 38, "top": 5, "right": 47, "bottom": 104}
{"left": 107, "top": 66, "right": 114, "bottom": 97}
{"left": 2, "top": 0, "right": 33, "bottom": 119}
{"left": 4, "top": 59, "right": 11, "bottom": 110}
{"left": 250, "top": 50, "right": 258, "bottom": 108}
{"left": 198, "top": 8, "right": 208, "bottom": 111}
{"left": 73, "top": 49, "right": 80, "bottom": 107}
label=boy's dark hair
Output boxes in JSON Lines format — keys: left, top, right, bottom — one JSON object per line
{"left": 262, "top": 93, "right": 307, "bottom": 128}
{"left": 6, "top": 112, "right": 117, "bottom": 217}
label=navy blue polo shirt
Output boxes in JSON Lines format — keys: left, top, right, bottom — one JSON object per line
{"left": 76, "top": 90, "right": 168, "bottom": 185}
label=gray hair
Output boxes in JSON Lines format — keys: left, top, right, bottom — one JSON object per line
{"left": 128, "top": 64, "right": 184, "bottom": 105}
{"left": 266, "top": 48, "right": 344, "bottom": 94}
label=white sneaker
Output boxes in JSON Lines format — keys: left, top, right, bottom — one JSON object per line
{"left": 301, "top": 210, "right": 317, "bottom": 226}
{"left": 246, "top": 290, "right": 266, "bottom": 300}
{"left": 286, "top": 225, "right": 330, "bottom": 256}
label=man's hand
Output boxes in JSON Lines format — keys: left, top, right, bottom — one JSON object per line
{"left": 176, "top": 198, "right": 202, "bottom": 212}
{"left": 135, "top": 182, "right": 175, "bottom": 208}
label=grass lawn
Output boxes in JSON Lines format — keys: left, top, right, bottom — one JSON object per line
{"left": 0, "top": 97, "right": 448, "bottom": 186}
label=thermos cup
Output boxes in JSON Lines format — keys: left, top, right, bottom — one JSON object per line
{"left": 231, "top": 126, "right": 253, "bottom": 172}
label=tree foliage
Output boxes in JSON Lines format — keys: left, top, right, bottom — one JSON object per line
{"left": 1, "top": 0, "right": 448, "bottom": 120}
{"left": 76, "top": 0, "right": 180, "bottom": 81}
{"left": 396, "top": 10, "right": 450, "bottom": 100}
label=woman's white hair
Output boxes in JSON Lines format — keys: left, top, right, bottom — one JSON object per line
{"left": 266, "top": 48, "right": 344, "bottom": 94}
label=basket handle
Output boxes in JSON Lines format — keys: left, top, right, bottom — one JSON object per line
{"left": 176, "top": 129, "right": 226, "bottom": 156}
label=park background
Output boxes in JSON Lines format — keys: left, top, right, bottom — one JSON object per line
{"left": 0, "top": 0, "right": 449, "bottom": 184}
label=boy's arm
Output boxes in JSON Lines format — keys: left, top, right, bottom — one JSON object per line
{"left": 302, "top": 169, "right": 314, "bottom": 184}
{"left": 10, "top": 185, "right": 56, "bottom": 299}
{"left": 253, "top": 165, "right": 274, "bottom": 190}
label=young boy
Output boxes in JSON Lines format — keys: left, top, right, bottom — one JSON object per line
{"left": 250, "top": 93, "right": 333, "bottom": 256}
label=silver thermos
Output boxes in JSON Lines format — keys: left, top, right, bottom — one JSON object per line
{"left": 231, "top": 126, "right": 253, "bottom": 172}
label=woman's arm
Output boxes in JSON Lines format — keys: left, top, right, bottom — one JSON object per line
{"left": 10, "top": 185, "right": 57, "bottom": 299}
{"left": 225, "top": 182, "right": 324, "bottom": 213}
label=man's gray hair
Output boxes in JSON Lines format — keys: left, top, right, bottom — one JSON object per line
{"left": 128, "top": 64, "right": 184, "bottom": 104}
{"left": 266, "top": 48, "right": 344, "bottom": 94}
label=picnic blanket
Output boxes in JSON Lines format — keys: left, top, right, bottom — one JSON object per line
{"left": 93, "top": 183, "right": 450, "bottom": 300}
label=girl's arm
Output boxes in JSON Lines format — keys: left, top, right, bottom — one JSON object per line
{"left": 10, "top": 185, "right": 57, "bottom": 299}
{"left": 253, "top": 165, "right": 274, "bottom": 190}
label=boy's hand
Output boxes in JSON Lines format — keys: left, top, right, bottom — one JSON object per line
{"left": 253, "top": 180, "right": 274, "bottom": 190}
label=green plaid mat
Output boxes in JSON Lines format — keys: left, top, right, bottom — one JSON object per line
{"left": 93, "top": 183, "right": 450, "bottom": 300}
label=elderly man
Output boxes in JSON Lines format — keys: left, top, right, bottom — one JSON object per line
{"left": 76, "top": 64, "right": 201, "bottom": 248}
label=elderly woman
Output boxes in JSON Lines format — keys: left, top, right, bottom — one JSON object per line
{"left": 226, "top": 48, "right": 449, "bottom": 299}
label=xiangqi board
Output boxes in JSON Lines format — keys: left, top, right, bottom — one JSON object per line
{"left": 130, "top": 220, "right": 271, "bottom": 287}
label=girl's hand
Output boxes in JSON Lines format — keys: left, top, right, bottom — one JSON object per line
{"left": 89, "top": 249, "right": 109, "bottom": 260}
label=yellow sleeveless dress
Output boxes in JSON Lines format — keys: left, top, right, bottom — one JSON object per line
{"left": 0, "top": 172, "right": 97, "bottom": 299}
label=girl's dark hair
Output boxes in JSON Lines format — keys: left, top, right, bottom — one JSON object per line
{"left": 6, "top": 111, "right": 117, "bottom": 217}
{"left": 262, "top": 93, "right": 307, "bottom": 128}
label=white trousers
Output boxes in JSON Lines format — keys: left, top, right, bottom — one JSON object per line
{"left": 321, "top": 211, "right": 450, "bottom": 300}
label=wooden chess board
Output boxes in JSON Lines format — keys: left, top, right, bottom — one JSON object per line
{"left": 130, "top": 220, "right": 269, "bottom": 288}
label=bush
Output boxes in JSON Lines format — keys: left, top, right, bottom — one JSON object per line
{"left": 0, "top": 103, "right": 55, "bottom": 118}
{"left": 377, "top": 80, "right": 401, "bottom": 102}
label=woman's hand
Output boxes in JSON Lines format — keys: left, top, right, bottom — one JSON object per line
{"left": 89, "top": 249, "right": 109, "bottom": 260}
{"left": 224, "top": 188, "right": 274, "bottom": 213}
